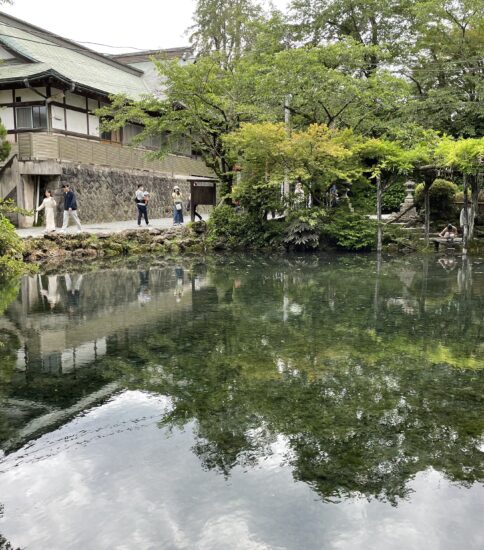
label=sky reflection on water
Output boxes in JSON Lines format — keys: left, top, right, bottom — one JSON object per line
{"left": 0, "top": 253, "right": 483, "bottom": 549}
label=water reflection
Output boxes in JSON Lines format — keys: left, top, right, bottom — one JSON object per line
{"left": 0, "top": 254, "right": 483, "bottom": 549}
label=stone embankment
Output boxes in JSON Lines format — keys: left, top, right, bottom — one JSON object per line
{"left": 22, "top": 223, "right": 207, "bottom": 265}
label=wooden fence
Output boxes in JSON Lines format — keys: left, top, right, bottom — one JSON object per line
{"left": 17, "top": 133, "right": 213, "bottom": 177}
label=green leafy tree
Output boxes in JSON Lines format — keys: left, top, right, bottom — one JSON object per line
{"left": 289, "top": 0, "right": 413, "bottom": 72}
{"left": 256, "top": 43, "right": 412, "bottom": 134}
{"left": 189, "top": 0, "right": 264, "bottom": 62}
{"left": 405, "top": 0, "right": 484, "bottom": 137}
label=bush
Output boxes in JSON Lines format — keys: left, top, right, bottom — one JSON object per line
{"left": 414, "top": 179, "right": 459, "bottom": 219}
{"left": 348, "top": 178, "right": 374, "bottom": 213}
{"left": 322, "top": 212, "right": 377, "bottom": 251}
{"left": 284, "top": 208, "right": 328, "bottom": 250}
{"left": 0, "top": 200, "right": 30, "bottom": 279}
{"left": 455, "top": 190, "right": 484, "bottom": 202}
{"left": 207, "top": 205, "right": 284, "bottom": 249}
{"left": 382, "top": 181, "right": 406, "bottom": 213}
{"left": 0, "top": 217, "right": 26, "bottom": 278}
{"left": 348, "top": 179, "right": 406, "bottom": 214}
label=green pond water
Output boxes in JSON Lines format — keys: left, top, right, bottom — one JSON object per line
{"left": 0, "top": 253, "right": 483, "bottom": 550}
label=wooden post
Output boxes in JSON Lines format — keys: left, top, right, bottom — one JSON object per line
{"left": 462, "top": 173, "right": 469, "bottom": 255}
{"left": 469, "top": 173, "right": 479, "bottom": 240}
{"left": 376, "top": 173, "right": 382, "bottom": 253}
{"left": 423, "top": 174, "right": 432, "bottom": 247}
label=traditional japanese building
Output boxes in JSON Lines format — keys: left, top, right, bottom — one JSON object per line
{"left": 0, "top": 12, "right": 213, "bottom": 227}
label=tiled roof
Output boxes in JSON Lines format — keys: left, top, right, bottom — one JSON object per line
{"left": 0, "top": 13, "right": 153, "bottom": 98}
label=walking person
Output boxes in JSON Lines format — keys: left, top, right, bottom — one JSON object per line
{"left": 172, "top": 186, "right": 184, "bottom": 225}
{"left": 187, "top": 194, "right": 202, "bottom": 221}
{"left": 136, "top": 184, "right": 149, "bottom": 226}
{"left": 36, "top": 189, "right": 57, "bottom": 232}
{"left": 60, "top": 184, "right": 82, "bottom": 233}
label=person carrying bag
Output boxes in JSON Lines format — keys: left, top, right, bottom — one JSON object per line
{"left": 172, "top": 186, "right": 184, "bottom": 225}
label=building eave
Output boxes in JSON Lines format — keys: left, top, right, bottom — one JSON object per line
{"left": 0, "top": 68, "right": 114, "bottom": 100}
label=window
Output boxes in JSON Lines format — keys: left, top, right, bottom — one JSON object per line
{"left": 15, "top": 105, "right": 47, "bottom": 129}
{"left": 100, "top": 128, "right": 121, "bottom": 143}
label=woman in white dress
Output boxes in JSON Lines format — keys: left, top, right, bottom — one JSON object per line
{"left": 36, "top": 190, "right": 57, "bottom": 232}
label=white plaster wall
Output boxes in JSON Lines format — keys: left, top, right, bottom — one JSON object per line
{"left": 14, "top": 87, "right": 47, "bottom": 102}
{"left": 66, "top": 109, "right": 88, "bottom": 134}
{"left": 65, "top": 92, "right": 86, "bottom": 109}
{"left": 88, "top": 115, "right": 99, "bottom": 137}
{"left": 0, "top": 90, "right": 12, "bottom": 104}
{"left": 50, "top": 88, "right": 66, "bottom": 102}
{"left": 51, "top": 105, "right": 65, "bottom": 130}
{"left": 0, "top": 107, "right": 15, "bottom": 130}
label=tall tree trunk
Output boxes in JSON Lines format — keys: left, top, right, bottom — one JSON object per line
{"left": 376, "top": 174, "right": 382, "bottom": 253}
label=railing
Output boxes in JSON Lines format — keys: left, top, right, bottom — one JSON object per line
{"left": 17, "top": 133, "right": 213, "bottom": 177}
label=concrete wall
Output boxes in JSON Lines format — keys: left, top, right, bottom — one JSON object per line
{"left": 0, "top": 155, "right": 20, "bottom": 225}
{"left": 58, "top": 163, "right": 193, "bottom": 224}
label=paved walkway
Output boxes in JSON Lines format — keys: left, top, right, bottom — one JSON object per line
{"left": 16, "top": 217, "right": 198, "bottom": 238}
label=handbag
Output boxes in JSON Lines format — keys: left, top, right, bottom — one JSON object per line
{"left": 175, "top": 202, "right": 182, "bottom": 211}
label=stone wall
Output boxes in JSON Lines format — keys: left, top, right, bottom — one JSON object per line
{"left": 56, "top": 163, "right": 194, "bottom": 225}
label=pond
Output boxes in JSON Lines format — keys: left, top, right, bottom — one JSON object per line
{"left": 0, "top": 253, "right": 483, "bottom": 550}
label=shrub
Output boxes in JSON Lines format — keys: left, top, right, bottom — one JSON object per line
{"left": 414, "top": 179, "right": 459, "bottom": 219}
{"left": 207, "top": 205, "right": 284, "bottom": 248}
{"left": 322, "top": 212, "right": 377, "bottom": 251}
{"left": 455, "top": 190, "right": 484, "bottom": 202}
{"left": 348, "top": 178, "right": 374, "bottom": 213}
{"left": 284, "top": 208, "right": 328, "bottom": 250}
{"left": 0, "top": 200, "right": 30, "bottom": 279}
{"left": 382, "top": 181, "right": 406, "bottom": 213}
{"left": 348, "top": 179, "right": 406, "bottom": 214}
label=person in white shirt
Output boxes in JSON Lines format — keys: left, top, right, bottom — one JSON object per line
{"left": 36, "top": 189, "right": 57, "bottom": 232}
{"left": 136, "top": 184, "right": 149, "bottom": 226}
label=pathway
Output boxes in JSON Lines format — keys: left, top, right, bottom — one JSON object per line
{"left": 15, "top": 217, "right": 200, "bottom": 238}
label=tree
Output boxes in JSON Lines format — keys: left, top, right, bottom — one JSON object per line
{"left": 435, "top": 136, "right": 484, "bottom": 247}
{"left": 254, "top": 42, "right": 412, "bottom": 135}
{"left": 289, "top": 0, "right": 414, "bottom": 73}
{"left": 98, "top": 54, "right": 268, "bottom": 193}
{"left": 225, "top": 122, "right": 361, "bottom": 212}
{"left": 190, "top": 0, "right": 264, "bottom": 63}
{"left": 404, "top": 0, "right": 484, "bottom": 137}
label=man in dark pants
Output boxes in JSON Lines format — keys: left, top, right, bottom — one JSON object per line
{"left": 60, "top": 184, "right": 82, "bottom": 233}
{"left": 135, "top": 184, "right": 149, "bottom": 226}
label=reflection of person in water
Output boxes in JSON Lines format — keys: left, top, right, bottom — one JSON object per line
{"left": 174, "top": 267, "right": 184, "bottom": 303}
{"left": 138, "top": 270, "right": 151, "bottom": 306}
{"left": 438, "top": 256, "right": 457, "bottom": 272}
{"left": 65, "top": 273, "right": 83, "bottom": 313}
{"left": 39, "top": 274, "right": 61, "bottom": 310}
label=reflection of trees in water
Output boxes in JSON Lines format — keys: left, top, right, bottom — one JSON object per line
{"left": 0, "top": 254, "right": 483, "bottom": 506}
{"left": 102, "top": 254, "right": 484, "bottom": 504}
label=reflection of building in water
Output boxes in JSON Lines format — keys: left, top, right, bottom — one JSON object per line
{"left": 8, "top": 269, "right": 207, "bottom": 373}
{"left": 2, "top": 266, "right": 213, "bottom": 453}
